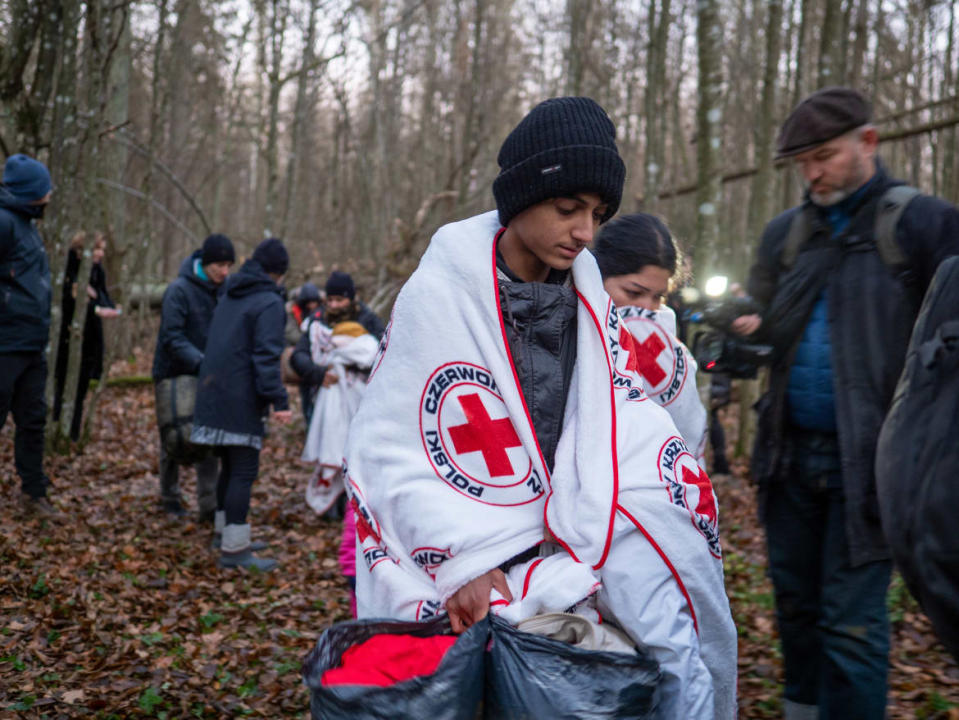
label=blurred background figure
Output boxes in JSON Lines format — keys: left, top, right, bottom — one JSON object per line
{"left": 54, "top": 231, "right": 121, "bottom": 442}
{"left": 152, "top": 233, "right": 235, "bottom": 520}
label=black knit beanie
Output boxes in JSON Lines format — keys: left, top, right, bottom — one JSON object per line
{"left": 201, "top": 233, "right": 235, "bottom": 265}
{"left": 492, "top": 97, "right": 626, "bottom": 227}
{"left": 325, "top": 271, "right": 355, "bottom": 299}
{"left": 252, "top": 237, "right": 289, "bottom": 275}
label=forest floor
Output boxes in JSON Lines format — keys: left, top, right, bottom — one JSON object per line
{"left": 2, "top": 352, "right": 958, "bottom": 718}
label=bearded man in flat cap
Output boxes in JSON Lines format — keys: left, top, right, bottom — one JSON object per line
{"left": 731, "top": 87, "right": 959, "bottom": 718}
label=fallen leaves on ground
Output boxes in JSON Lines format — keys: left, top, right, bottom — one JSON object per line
{"left": 716, "top": 397, "right": 959, "bottom": 719}
{"left": 1, "top": 367, "right": 344, "bottom": 718}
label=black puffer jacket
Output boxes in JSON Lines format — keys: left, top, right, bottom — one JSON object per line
{"left": 0, "top": 188, "right": 51, "bottom": 353}
{"left": 191, "top": 260, "right": 289, "bottom": 448}
{"left": 496, "top": 256, "right": 577, "bottom": 473}
{"left": 748, "top": 166, "right": 959, "bottom": 565}
{"left": 152, "top": 251, "right": 221, "bottom": 381}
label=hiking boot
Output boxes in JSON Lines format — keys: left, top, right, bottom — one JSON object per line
{"left": 20, "top": 493, "right": 60, "bottom": 518}
{"left": 218, "top": 548, "right": 278, "bottom": 571}
{"left": 218, "top": 523, "right": 277, "bottom": 571}
{"left": 162, "top": 498, "right": 188, "bottom": 517}
{"left": 211, "top": 534, "right": 268, "bottom": 551}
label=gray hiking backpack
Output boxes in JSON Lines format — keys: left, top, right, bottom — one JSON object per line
{"left": 781, "top": 185, "right": 920, "bottom": 274}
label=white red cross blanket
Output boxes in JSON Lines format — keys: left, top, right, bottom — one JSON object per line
{"left": 343, "top": 211, "right": 737, "bottom": 719}
{"left": 617, "top": 304, "right": 708, "bottom": 468}
{"left": 302, "top": 329, "right": 379, "bottom": 514}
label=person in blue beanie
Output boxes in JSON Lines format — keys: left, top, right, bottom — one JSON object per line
{"left": 191, "top": 237, "right": 292, "bottom": 570}
{"left": 0, "top": 154, "right": 57, "bottom": 517}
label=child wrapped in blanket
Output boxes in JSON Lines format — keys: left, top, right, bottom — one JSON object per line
{"left": 301, "top": 320, "right": 378, "bottom": 614}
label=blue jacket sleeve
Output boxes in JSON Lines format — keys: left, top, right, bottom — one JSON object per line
{"left": 253, "top": 298, "right": 289, "bottom": 411}
{"left": 159, "top": 283, "right": 204, "bottom": 374}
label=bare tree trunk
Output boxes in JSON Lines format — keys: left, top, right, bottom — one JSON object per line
{"left": 943, "top": 0, "right": 958, "bottom": 202}
{"left": 693, "top": 0, "right": 723, "bottom": 269}
{"left": 279, "top": 0, "right": 319, "bottom": 240}
{"left": 566, "top": 0, "right": 587, "bottom": 96}
{"left": 644, "top": 0, "right": 672, "bottom": 213}
{"left": 847, "top": 0, "right": 869, "bottom": 88}
{"left": 738, "top": 0, "right": 784, "bottom": 459}
{"left": 818, "top": 0, "right": 843, "bottom": 85}
{"left": 262, "top": 0, "right": 289, "bottom": 237}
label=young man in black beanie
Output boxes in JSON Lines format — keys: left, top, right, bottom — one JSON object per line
{"left": 191, "top": 237, "right": 292, "bottom": 570}
{"left": 342, "top": 97, "right": 737, "bottom": 717}
{"left": 153, "top": 233, "right": 235, "bottom": 520}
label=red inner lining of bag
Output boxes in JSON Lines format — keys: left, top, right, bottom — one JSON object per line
{"left": 321, "top": 633, "right": 458, "bottom": 687}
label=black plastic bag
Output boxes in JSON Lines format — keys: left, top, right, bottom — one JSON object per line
{"left": 484, "top": 614, "right": 660, "bottom": 720}
{"left": 302, "top": 614, "right": 487, "bottom": 720}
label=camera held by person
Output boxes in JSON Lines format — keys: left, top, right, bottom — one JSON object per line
{"left": 682, "top": 276, "right": 773, "bottom": 379}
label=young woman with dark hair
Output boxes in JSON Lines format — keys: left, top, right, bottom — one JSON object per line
{"left": 593, "top": 213, "right": 708, "bottom": 467}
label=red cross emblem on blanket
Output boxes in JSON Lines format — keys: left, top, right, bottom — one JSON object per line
{"left": 420, "top": 362, "right": 545, "bottom": 506}
{"left": 682, "top": 464, "right": 717, "bottom": 526}
{"left": 616, "top": 313, "right": 687, "bottom": 404}
{"left": 448, "top": 393, "right": 523, "bottom": 477}
{"left": 620, "top": 326, "right": 667, "bottom": 386}
{"left": 657, "top": 435, "right": 722, "bottom": 558}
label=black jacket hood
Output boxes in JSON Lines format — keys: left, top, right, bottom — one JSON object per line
{"left": 226, "top": 259, "right": 282, "bottom": 299}
{"left": 178, "top": 249, "right": 221, "bottom": 293}
{"left": 0, "top": 186, "right": 44, "bottom": 218}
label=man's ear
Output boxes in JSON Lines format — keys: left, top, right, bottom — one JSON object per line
{"left": 860, "top": 125, "right": 879, "bottom": 155}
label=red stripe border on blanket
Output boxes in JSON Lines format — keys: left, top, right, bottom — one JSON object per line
{"left": 616, "top": 502, "right": 700, "bottom": 636}
{"left": 521, "top": 557, "right": 545, "bottom": 599}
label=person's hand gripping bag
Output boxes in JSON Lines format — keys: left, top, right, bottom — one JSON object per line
{"left": 484, "top": 614, "right": 661, "bottom": 719}
{"left": 302, "top": 615, "right": 487, "bottom": 720}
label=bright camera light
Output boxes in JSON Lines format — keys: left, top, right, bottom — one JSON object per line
{"left": 704, "top": 275, "right": 728, "bottom": 297}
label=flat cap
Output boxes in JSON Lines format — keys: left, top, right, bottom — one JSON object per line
{"left": 776, "top": 87, "right": 872, "bottom": 159}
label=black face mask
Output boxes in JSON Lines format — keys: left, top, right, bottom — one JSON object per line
{"left": 19, "top": 202, "right": 47, "bottom": 219}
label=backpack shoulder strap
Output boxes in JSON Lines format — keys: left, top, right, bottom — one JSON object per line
{"left": 780, "top": 206, "right": 814, "bottom": 270}
{"left": 874, "top": 185, "right": 920, "bottom": 270}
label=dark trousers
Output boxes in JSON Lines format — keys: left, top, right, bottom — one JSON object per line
{"left": 0, "top": 352, "right": 49, "bottom": 497}
{"left": 159, "top": 441, "right": 219, "bottom": 514}
{"left": 300, "top": 383, "right": 316, "bottom": 426}
{"left": 216, "top": 445, "right": 261, "bottom": 525}
{"left": 764, "top": 469, "right": 891, "bottom": 719}
{"left": 709, "top": 407, "right": 729, "bottom": 474}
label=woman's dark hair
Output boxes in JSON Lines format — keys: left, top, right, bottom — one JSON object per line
{"left": 592, "top": 213, "right": 681, "bottom": 280}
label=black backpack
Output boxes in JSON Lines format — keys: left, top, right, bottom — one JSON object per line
{"left": 875, "top": 255, "right": 959, "bottom": 660}
{"left": 781, "top": 185, "right": 920, "bottom": 273}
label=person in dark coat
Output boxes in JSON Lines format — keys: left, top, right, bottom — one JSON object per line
{"left": 54, "top": 232, "right": 121, "bottom": 441}
{"left": 289, "top": 271, "right": 385, "bottom": 425}
{"left": 152, "top": 233, "right": 235, "bottom": 519}
{"left": 732, "top": 87, "right": 959, "bottom": 719}
{"left": 191, "top": 237, "right": 292, "bottom": 571}
{"left": 0, "top": 154, "right": 56, "bottom": 516}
